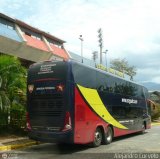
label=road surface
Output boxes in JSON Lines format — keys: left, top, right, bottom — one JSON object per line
{"left": 1, "top": 125, "right": 160, "bottom": 159}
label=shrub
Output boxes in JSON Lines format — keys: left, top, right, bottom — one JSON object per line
{"left": 152, "top": 103, "right": 160, "bottom": 120}
{"left": 10, "top": 103, "right": 26, "bottom": 129}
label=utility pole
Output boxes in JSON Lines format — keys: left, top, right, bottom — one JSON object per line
{"left": 79, "top": 35, "right": 83, "bottom": 63}
{"left": 92, "top": 51, "right": 98, "bottom": 63}
{"left": 103, "top": 49, "right": 108, "bottom": 68}
{"left": 97, "top": 28, "right": 103, "bottom": 64}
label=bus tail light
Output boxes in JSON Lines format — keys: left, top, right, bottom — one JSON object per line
{"left": 56, "top": 84, "right": 64, "bottom": 92}
{"left": 26, "top": 112, "right": 31, "bottom": 130}
{"left": 62, "top": 112, "right": 72, "bottom": 131}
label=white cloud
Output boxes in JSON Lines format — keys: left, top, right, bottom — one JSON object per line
{"left": 1, "top": 0, "right": 160, "bottom": 85}
{"left": 152, "top": 77, "right": 160, "bottom": 84}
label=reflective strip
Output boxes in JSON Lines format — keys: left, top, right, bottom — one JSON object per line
{"left": 77, "top": 84, "right": 128, "bottom": 130}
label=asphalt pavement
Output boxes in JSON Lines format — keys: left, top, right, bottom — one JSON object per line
{"left": 1, "top": 124, "right": 159, "bottom": 159}
{"left": 0, "top": 122, "right": 159, "bottom": 152}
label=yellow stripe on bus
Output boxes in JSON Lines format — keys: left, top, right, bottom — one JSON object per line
{"left": 77, "top": 84, "right": 128, "bottom": 130}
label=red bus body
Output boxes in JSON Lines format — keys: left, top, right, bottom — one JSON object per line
{"left": 27, "top": 60, "right": 151, "bottom": 146}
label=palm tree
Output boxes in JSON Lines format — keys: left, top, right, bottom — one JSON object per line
{"left": 0, "top": 55, "right": 27, "bottom": 126}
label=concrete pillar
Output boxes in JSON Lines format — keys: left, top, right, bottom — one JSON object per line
{"left": 42, "top": 36, "right": 53, "bottom": 52}
{"left": 62, "top": 44, "right": 71, "bottom": 59}
{"left": 15, "top": 24, "right": 27, "bottom": 42}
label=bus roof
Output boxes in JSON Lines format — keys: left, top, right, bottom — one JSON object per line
{"left": 69, "top": 60, "right": 146, "bottom": 89}
{"left": 29, "top": 59, "right": 146, "bottom": 89}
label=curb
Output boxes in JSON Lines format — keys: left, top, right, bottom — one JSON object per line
{"left": 0, "top": 141, "right": 39, "bottom": 151}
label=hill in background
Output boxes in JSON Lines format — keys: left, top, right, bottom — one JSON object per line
{"left": 140, "top": 82, "right": 160, "bottom": 91}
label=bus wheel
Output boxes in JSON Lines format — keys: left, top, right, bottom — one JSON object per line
{"left": 92, "top": 127, "right": 102, "bottom": 147}
{"left": 103, "top": 126, "right": 113, "bottom": 144}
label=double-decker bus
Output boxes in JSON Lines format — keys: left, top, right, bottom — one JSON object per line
{"left": 27, "top": 60, "right": 151, "bottom": 147}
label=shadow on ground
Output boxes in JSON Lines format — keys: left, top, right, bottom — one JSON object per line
{"left": 23, "top": 131, "right": 148, "bottom": 154}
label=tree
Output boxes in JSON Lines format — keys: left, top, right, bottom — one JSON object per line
{"left": 0, "top": 55, "right": 27, "bottom": 126}
{"left": 149, "top": 92, "right": 160, "bottom": 120}
{"left": 110, "top": 58, "right": 137, "bottom": 80}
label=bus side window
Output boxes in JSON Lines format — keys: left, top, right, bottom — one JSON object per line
{"left": 96, "top": 72, "right": 107, "bottom": 92}
{"left": 72, "top": 63, "right": 96, "bottom": 89}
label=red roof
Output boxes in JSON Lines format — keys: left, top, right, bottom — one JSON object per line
{"left": 50, "top": 44, "right": 69, "bottom": 59}
{"left": 24, "top": 34, "right": 49, "bottom": 52}
{"left": 24, "top": 34, "right": 69, "bottom": 59}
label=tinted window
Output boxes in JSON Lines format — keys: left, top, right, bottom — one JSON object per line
{"left": 96, "top": 71, "right": 141, "bottom": 97}
{"left": 96, "top": 72, "right": 114, "bottom": 92}
{"left": 72, "top": 62, "right": 96, "bottom": 88}
{"left": 71, "top": 62, "right": 145, "bottom": 99}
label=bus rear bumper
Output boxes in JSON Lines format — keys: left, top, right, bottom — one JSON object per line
{"left": 28, "top": 130, "right": 73, "bottom": 144}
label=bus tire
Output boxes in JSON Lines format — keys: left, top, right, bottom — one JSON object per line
{"left": 92, "top": 127, "right": 102, "bottom": 147}
{"left": 103, "top": 126, "right": 113, "bottom": 144}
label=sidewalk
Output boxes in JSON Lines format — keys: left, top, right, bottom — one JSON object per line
{"left": 151, "top": 120, "right": 160, "bottom": 126}
{"left": 0, "top": 135, "right": 40, "bottom": 151}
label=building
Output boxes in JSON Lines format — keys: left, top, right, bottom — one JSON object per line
{"left": 0, "top": 13, "right": 70, "bottom": 67}
{"left": 69, "top": 51, "right": 96, "bottom": 67}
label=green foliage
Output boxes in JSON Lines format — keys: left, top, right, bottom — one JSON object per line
{"left": 149, "top": 91, "right": 160, "bottom": 120}
{"left": 0, "top": 110, "right": 8, "bottom": 126}
{"left": 150, "top": 91, "right": 160, "bottom": 103}
{"left": 10, "top": 103, "right": 26, "bottom": 128}
{"left": 110, "top": 58, "right": 137, "bottom": 80}
{"left": 0, "top": 55, "right": 27, "bottom": 127}
{"left": 152, "top": 104, "right": 160, "bottom": 120}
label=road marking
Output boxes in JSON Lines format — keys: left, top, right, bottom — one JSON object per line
{"left": 0, "top": 141, "right": 38, "bottom": 151}
{"left": 151, "top": 123, "right": 160, "bottom": 126}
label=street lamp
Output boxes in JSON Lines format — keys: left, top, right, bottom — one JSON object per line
{"left": 103, "top": 49, "right": 108, "bottom": 68}
{"left": 79, "top": 35, "right": 83, "bottom": 63}
{"left": 97, "top": 28, "right": 103, "bottom": 64}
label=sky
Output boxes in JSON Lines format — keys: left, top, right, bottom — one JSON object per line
{"left": 0, "top": 0, "right": 160, "bottom": 84}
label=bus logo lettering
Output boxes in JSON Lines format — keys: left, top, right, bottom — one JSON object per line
{"left": 38, "top": 64, "right": 56, "bottom": 74}
{"left": 36, "top": 87, "right": 55, "bottom": 90}
{"left": 122, "top": 98, "right": 138, "bottom": 104}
